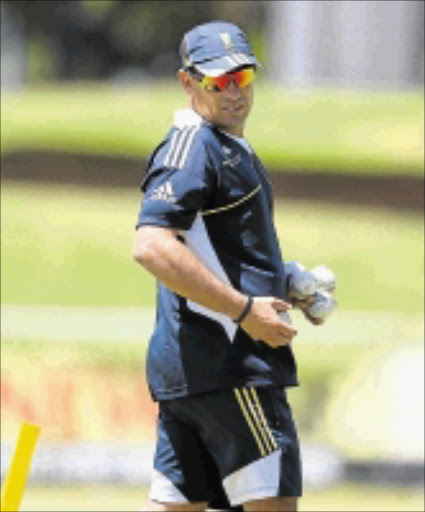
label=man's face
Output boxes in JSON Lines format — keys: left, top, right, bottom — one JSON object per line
{"left": 179, "top": 67, "right": 254, "bottom": 137}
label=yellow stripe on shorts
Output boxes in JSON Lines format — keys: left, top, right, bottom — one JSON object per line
{"left": 249, "top": 388, "right": 278, "bottom": 451}
{"left": 234, "top": 387, "right": 279, "bottom": 457}
{"left": 241, "top": 388, "right": 275, "bottom": 454}
{"left": 234, "top": 388, "right": 267, "bottom": 456}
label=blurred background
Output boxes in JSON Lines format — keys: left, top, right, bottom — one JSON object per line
{"left": 1, "top": 1, "right": 424, "bottom": 510}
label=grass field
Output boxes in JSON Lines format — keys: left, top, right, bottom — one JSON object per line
{"left": 18, "top": 483, "right": 425, "bottom": 511}
{"left": 2, "top": 179, "right": 423, "bottom": 508}
{"left": 1, "top": 81, "right": 423, "bottom": 175}
{"left": 2, "top": 179, "right": 423, "bottom": 457}
{"left": 3, "top": 334, "right": 422, "bottom": 452}
{"left": 1, "top": 180, "right": 423, "bottom": 312}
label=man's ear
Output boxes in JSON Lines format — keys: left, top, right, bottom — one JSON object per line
{"left": 178, "top": 69, "right": 193, "bottom": 95}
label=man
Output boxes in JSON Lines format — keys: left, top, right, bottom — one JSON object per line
{"left": 133, "top": 21, "right": 320, "bottom": 512}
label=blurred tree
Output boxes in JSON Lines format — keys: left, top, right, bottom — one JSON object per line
{"left": 2, "top": 0, "right": 266, "bottom": 82}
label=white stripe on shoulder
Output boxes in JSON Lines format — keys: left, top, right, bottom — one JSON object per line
{"left": 176, "top": 125, "right": 200, "bottom": 169}
{"left": 168, "top": 127, "right": 192, "bottom": 168}
{"left": 163, "top": 125, "right": 201, "bottom": 170}
{"left": 163, "top": 130, "right": 180, "bottom": 167}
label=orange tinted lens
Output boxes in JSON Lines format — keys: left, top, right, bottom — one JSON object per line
{"left": 213, "top": 74, "right": 230, "bottom": 90}
{"left": 201, "top": 75, "right": 223, "bottom": 90}
{"left": 234, "top": 68, "right": 255, "bottom": 87}
{"left": 201, "top": 68, "right": 255, "bottom": 91}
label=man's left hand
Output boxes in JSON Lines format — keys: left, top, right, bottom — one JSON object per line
{"left": 287, "top": 293, "right": 325, "bottom": 326}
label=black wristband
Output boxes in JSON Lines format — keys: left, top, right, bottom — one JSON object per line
{"left": 233, "top": 295, "right": 253, "bottom": 324}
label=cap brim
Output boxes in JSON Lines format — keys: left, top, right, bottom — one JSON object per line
{"left": 194, "top": 53, "right": 260, "bottom": 77}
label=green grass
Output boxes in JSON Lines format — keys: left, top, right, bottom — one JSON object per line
{"left": 274, "top": 201, "right": 424, "bottom": 313}
{"left": 1, "top": 181, "right": 423, "bottom": 312}
{"left": 1, "top": 81, "right": 423, "bottom": 175}
{"left": 0, "top": 181, "right": 156, "bottom": 307}
{"left": 19, "top": 483, "right": 425, "bottom": 511}
{"left": 2, "top": 338, "right": 146, "bottom": 373}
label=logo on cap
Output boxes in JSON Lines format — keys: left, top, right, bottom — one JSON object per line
{"left": 219, "top": 32, "right": 235, "bottom": 52}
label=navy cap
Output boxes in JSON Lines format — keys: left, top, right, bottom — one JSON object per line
{"left": 180, "top": 21, "right": 260, "bottom": 77}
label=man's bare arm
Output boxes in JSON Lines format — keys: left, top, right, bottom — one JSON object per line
{"left": 133, "top": 225, "right": 297, "bottom": 348}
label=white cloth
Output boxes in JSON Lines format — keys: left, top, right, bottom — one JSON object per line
{"left": 173, "top": 108, "right": 252, "bottom": 153}
{"left": 173, "top": 107, "right": 203, "bottom": 128}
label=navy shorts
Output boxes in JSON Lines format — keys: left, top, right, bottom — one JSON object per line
{"left": 149, "top": 386, "right": 302, "bottom": 507}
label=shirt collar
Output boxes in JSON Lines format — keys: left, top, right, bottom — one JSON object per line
{"left": 220, "top": 130, "right": 251, "bottom": 153}
{"left": 173, "top": 108, "right": 204, "bottom": 128}
{"left": 173, "top": 107, "right": 251, "bottom": 153}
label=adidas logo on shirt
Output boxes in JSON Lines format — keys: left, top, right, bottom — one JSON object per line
{"left": 223, "top": 153, "right": 242, "bottom": 167}
{"left": 222, "top": 145, "right": 242, "bottom": 167}
{"left": 148, "top": 181, "right": 177, "bottom": 203}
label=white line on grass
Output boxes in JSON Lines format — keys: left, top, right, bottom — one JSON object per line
{"left": 1, "top": 304, "right": 423, "bottom": 345}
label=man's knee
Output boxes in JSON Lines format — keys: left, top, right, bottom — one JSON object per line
{"left": 140, "top": 500, "right": 208, "bottom": 511}
{"left": 243, "top": 496, "right": 298, "bottom": 512}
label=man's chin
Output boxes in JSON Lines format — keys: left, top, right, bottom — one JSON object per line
{"left": 222, "top": 106, "right": 247, "bottom": 117}
{"left": 221, "top": 110, "right": 248, "bottom": 126}
{"left": 209, "top": 109, "right": 250, "bottom": 134}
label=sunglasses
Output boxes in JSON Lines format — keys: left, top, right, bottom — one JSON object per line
{"left": 193, "top": 67, "right": 256, "bottom": 92}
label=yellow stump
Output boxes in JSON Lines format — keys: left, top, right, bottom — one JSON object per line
{"left": 1, "top": 422, "right": 41, "bottom": 512}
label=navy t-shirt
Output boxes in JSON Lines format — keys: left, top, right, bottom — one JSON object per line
{"left": 136, "top": 109, "right": 298, "bottom": 401}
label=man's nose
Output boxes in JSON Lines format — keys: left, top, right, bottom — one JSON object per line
{"left": 224, "top": 80, "right": 242, "bottom": 98}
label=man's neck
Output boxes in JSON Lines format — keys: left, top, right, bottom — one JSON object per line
{"left": 190, "top": 104, "right": 245, "bottom": 137}
{"left": 218, "top": 125, "right": 245, "bottom": 138}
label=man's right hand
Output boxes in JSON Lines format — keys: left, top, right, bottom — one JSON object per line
{"left": 240, "top": 297, "right": 298, "bottom": 348}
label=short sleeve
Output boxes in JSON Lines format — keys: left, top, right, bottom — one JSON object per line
{"left": 136, "top": 127, "right": 216, "bottom": 231}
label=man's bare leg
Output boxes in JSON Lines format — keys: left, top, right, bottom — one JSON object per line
{"left": 243, "top": 496, "right": 297, "bottom": 512}
{"left": 140, "top": 500, "right": 208, "bottom": 511}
